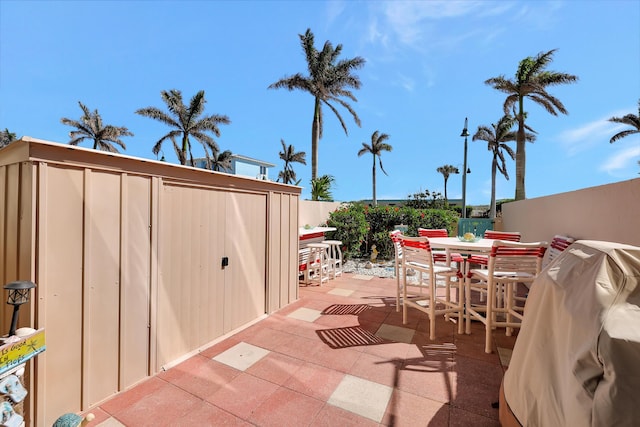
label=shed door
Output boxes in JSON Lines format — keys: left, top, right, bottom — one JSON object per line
{"left": 224, "top": 190, "right": 267, "bottom": 332}
{"left": 157, "top": 184, "right": 266, "bottom": 368}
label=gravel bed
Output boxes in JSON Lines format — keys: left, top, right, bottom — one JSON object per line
{"left": 343, "top": 259, "right": 396, "bottom": 278}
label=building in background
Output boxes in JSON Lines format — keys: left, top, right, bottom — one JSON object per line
{"left": 193, "top": 154, "right": 275, "bottom": 180}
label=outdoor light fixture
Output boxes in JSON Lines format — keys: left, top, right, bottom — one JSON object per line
{"left": 460, "top": 118, "right": 470, "bottom": 219}
{"left": 4, "top": 280, "right": 36, "bottom": 337}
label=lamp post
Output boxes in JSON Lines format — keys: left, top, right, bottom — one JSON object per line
{"left": 460, "top": 117, "right": 470, "bottom": 218}
{"left": 4, "top": 280, "right": 36, "bottom": 337}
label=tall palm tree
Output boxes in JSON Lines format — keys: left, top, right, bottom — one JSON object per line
{"left": 208, "top": 149, "right": 233, "bottom": 172}
{"left": 485, "top": 49, "right": 577, "bottom": 200}
{"left": 608, "top": 99, "right": 640, "bottom": 143}
{"left": 311, "top": 174, "right": 335, "bottom": 201}
{"left": 436, "top": 165, "right": 459, "bottom": 206}
{"left": 0, "top": 128, "right": 17, "bottom": 148}
{"left": 278, "top": 139, "right": 306, "bottom": 185}
{"left": 60, "top": 102, "right": 133, "bottom": 153}
{"left": 473, "top": 115, "right": 536, "bottom": 218}
{"left": 358, "top": 131, "right": 392, "bottom": 207}
{"left": 136, "top": 89, "right": 231, "bottom": 166}
{"left": 268, "top": 28, "right": 365, "bottom": 181}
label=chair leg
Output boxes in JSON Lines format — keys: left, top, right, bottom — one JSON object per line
{"left": 429, "top": 277, "right": 436, "bottom": 340}
{"left": 485, "top": 279, "right": 495, "bottom": 354}
{"left": 396, "top": 263, "right": 401, "bottom": 312}
{"left": 465, "top": 275, "right": 472, "bottom": 334}
{"left": 402, "top": 272, "right": 409, "bottom": 325}
{"left": 457, "top": 279, "right": 464, "bottom": 335}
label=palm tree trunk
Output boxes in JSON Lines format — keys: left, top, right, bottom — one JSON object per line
{"left": 181, "top": 134, "right": 189, "bottom": 166}
{"left": 515, "top": 97, "right": 526, "bottom": 200}
{"left": 443, "top": 176, "right": 449, "bottom": 205}
{"left": 372, "top": 155, "right": 377, "bottom": 207}
{"left": 311, "top": 97, "right": 321, "bottom": 181}
{"left": 490, "top": 157, "right": 497, "bottom": 219}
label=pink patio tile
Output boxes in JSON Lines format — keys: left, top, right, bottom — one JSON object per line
{"left": 361, "top": 340, "right": 413, "bottom": 360}
{"left": 310, "top": 404, "right": 380, "bottom": 427}
{"left": 449, "top": 407, "right": 500, "bottom": 426}
{"left": 106, "top": 379, "right": 203, "bottom": 426}
{"left": 157, "top": 354, "right": 240, "bottom": 400}
{"left": 239, "top": 325, "right": 298, "bottom": 351}
{"left": 283, "top": 361, "right": 346, "bottom": 401}
{"left": 176, "top": 400, "right": 252, "bottom": 426}
{"left": 453, "top": 355, "right": 504, "bottom": 388}
{"left": 99, "top": 376, "right": 167, "bottom": 415}
{"left": 347, "top": 352, "right": 402, "bottom": 388}
{"left": 246, "top": 351, "right": 306, "bottom": 385}
{"left": 199, "top": 335, "right": 243, "bottom": 359}
{"left": 450, "top": 374, "right": 501, "bottom": 420}
{"left": 381, "top": 389, "right": 450, "bottom": 427}
{"left": 249, "top": 387, "right": 324, "bottom": 427}
{"left": 207, "top": 372, "right": 279, "bottom": 419}
{"left": 310, "top": 342, "right": 362, "bottom": 373}
{"left": 397, "top": 362, "right": 456, "bottom": 404}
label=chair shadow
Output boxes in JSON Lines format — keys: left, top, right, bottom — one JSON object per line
{"left": 314, "top": 297, "right": 501, "bottom": 426}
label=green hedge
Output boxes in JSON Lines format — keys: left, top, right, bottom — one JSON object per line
{"left": 326, "top": 203, "right": 459, "bottom": 260}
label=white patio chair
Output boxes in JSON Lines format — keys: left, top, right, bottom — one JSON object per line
{"left": 465, "top": 240, "right": 548, "bottom": 353}
{"left": 400, "top": 235, "right": 463, "bottom": 339}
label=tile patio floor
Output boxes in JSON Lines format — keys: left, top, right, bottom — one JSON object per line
{"left": 83, "top": 272, "right": 517, "bottom": 426}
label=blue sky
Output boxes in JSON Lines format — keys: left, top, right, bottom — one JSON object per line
{"left": 1, "top": 0, "right": 638, "bottom": 204}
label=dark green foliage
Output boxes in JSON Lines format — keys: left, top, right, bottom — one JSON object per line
{"left": 326, "top": 203, "right": 368, "bottom": 259}
{"left": 404, "top": 190, "right": 446, "bottom": 209}
{"left": 326, "top": 203, "right": 459, "bottom": 260}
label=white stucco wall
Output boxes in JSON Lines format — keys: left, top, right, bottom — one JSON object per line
{"left": 502, "top": 177, "right": 640, "bottom": 247}
{"left": 299, "top": 200, "right": 343, "bottom": 227}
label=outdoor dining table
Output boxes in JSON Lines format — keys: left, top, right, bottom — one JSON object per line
{"left": 428, "top": 237, "right": 497, "bottom": 267}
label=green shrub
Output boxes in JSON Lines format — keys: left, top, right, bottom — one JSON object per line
{"left": 326, "top": 203, "right": 368, "bottom": 259}
{"left": 326, "top": 203, "right": 460, "bottom": 261}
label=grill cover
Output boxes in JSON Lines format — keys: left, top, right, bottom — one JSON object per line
{"left": 503, "top": 240, "right": 640, "bottom": 426}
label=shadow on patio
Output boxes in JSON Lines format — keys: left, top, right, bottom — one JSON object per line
{"left": 84, "top": 272, "right": 516, "bottom": 426}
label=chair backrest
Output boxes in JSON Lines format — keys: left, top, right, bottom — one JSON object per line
{"left": 389, "top": 230, "right": 403, "bottom": 260}
{"left": 488, "top": 240, "right": 548, "bottom": 276}
{"left": 543, "top": 234, "right": 575, "bottom": 268}
{"left": 400, "top": 235, "right": 434, "bottom": 268}
{"left": 484, "top": 230, "right": 522, "bottom": 242}
{"left": 418, "top": 228, "right": 448, "bottom": 238}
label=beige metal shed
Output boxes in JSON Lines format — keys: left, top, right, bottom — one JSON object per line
{"left": 0, "top": 137, "right": 301, "bottom": 425}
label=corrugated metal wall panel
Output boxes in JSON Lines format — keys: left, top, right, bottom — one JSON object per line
{"left": 37, "top": 165, "right": 84, "bottom": 424}
{"left": 269, "top": 193, "right": 282, "bottom": 312}
{"left": 289, "top": 194, "right": 299, "bottom": 302}
{"left": 83, "top": 170, "right": 121, "bottom": 408}
{"left": 120, "top": 174, "right": 151, "bottom": 389}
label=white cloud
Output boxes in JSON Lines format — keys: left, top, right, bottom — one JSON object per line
{"left": 393, "top": 73, "right": 415, "bottom": 92}
{"left": 559, "top": 107, "right": 638, "bottom": 156}
{"left": 599, "top": 144, "right": 640, "bottom": 174}
{"left": 325, "top": 1, "right": 347, "bottom": 26}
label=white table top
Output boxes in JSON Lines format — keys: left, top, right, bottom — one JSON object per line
{"left": 298, "top": 226, "right": 336, "bottom": 236}
{"left": 428, "top": 237, "right": 496, "bottom": 252}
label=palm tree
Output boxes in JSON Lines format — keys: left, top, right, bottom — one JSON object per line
{"left": 268, "top": 28, "right": 365, "bottom": 181}
{"left": 0, "top": 128, "right": 17, "bottom": 148}
{"left": 485, "top": 49, "right": 577, "bottom": 200}
{"left": 136, "top": 89, "right": 231, "bottom": 166}
{"left": 209, "top": 149, "right": 233, "bottom": 172}
{"left": 473, "top": 115, "right": 536, "bottom": 218}
{"left": 278, "top": 139, "right": 306, "bottom": 185}
{"left": 436, "top": 165, "right": 459, "bottom": 206}
{"left": 608, "top": 99, "right": 640, "bottom": 143}
{"left": 60, "top": 102, "right": 133, "bottom": 152}
{"left": 358, "top": 131, "right": 392, "bottom": 207}
{"left": 310, "top": 174, "right": 335, "bottom": 201}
